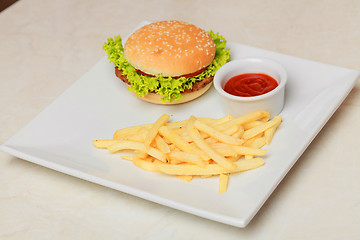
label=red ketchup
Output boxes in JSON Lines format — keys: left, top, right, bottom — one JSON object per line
{"left": 223, "top": 73, "right": 278, "bottom": 97}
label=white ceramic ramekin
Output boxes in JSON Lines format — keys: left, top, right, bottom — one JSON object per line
{"left": 213, "top": 58, "right": 287, "bottom": 117}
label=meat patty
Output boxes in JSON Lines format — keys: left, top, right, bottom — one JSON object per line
{"left": 115, "top": 67, "right": 213, "bottom": 93}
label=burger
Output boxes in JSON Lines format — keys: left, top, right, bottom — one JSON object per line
{"left": 103, "top": 20, "right": 230, "bottom": 104}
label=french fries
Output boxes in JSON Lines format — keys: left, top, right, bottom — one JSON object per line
{"left": 187, "top": 116, "right": 236, "bottom": 170}
{"left": 159, "top": 125, "right": 209, "bottom": 162}
{"left": 93, "top": 111, "right": 282, "bottom": 193}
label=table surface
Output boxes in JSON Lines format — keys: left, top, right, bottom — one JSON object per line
{"left": 1, "top": 0, "right": 359, "bottom": 239}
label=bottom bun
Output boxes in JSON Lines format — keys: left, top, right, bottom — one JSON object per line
{"left": 128, "top": 83, "right": 212, "bottom": 105}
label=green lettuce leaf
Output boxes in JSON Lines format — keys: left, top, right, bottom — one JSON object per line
{"left": 103, "top": 31, "right": 230, "bottom": 103}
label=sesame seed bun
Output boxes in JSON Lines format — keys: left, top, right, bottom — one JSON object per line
{"left": 124, "top": 20, "right": 216, "bottom": 77}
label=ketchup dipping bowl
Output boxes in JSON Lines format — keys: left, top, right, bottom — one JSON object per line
{"left": 213, "top": 58, "right": 287, "bottom": 117}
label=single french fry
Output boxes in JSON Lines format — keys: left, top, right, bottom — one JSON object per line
{"left": 187, "top": 116, "right": 236, "bottom": 170}
{"left": 120, "top": 155, "right": 134, "bottom": 161}
{"left": 92, "top": 139, "right": 121, "bottom": 149}
{"left": 133, "top": 157, "right": 161, "bottom": 172}
{"left": 108, "top": 140, "right": 166, "bottom": 162}
{"left": 209, "top": 114, "right": 234, "bottom": 127}
{"left": 168, "top": 151, "right": 205, "bottom": 166}
{"left": 155, "top": 158, "right": 264, "bottom": 175}
{"left": 231, "top": 145, "right": 267, "bottom": 156}
{"left": 108, "top": 140, "right": 143, "bottom": 153}
{"left": 113, "top": 124, "right": 153, "bottom": 140}
{"left": 215, "top": 111, "right": 270, "bottom": 132}
{"left": 177, "top": 175, "right": 193, "bottom": 182}
{"left": 243, "top": 121, "right": 263, "bottom": 130}
{"left": 200, "top": 174, "right": 214, "bottom": 178}
{"left": 219, "top": 173, "right": 229, "bottom": 193}
{"left": 242, "top": 116, "right": 282, "bottom": 140}
{"left": 135, "top": 150, "right": 148, "bottom": 159}
{"left": 144, "top": 114, "right": 170, "bottom": 149}
{"left": 264, "top": 117, "right": 282, "bottom": 145}
{"left": 197, "top": 118, "right": 218, "bottom": 125}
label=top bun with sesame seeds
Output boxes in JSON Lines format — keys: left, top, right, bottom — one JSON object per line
{"left": 124, "top": 20, "right": 216, "bottom": 77}
{"left": 103, "top": 20, "right": 230, "bottom": 104}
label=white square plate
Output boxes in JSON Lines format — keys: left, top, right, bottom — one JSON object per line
{"left": 1, "top": 25, "right": 359, "bottom": 227}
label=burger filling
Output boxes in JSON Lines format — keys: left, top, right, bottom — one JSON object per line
{"left": 135, "top": 67, "right": 208, "bottom": 79}
{"left": 103, "top": 31, "right": 230, "bottom": 103}
{"left": 115, "top": 67, "right": 214, "bottom": 93}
